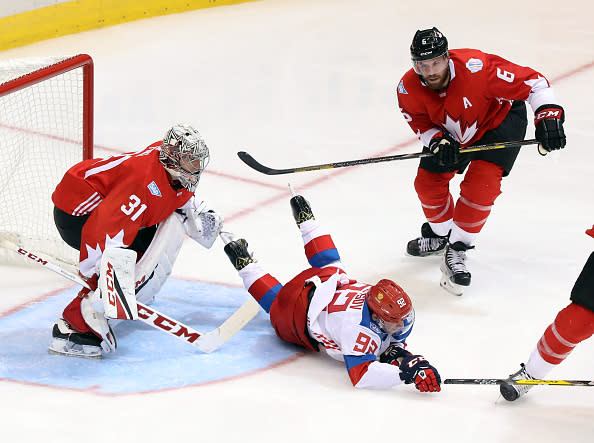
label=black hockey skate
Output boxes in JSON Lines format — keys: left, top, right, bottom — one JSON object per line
{"left": 48, "top": 318, "right": 103, "bottom": 359}
{"left": 440, "top": 241, "right": 473, "bottom": 296}
{"left": 406, "top": 223, "right": 449, "bottom": 257}
{"left": 500, "top": 363, "right": 535, "bottom": 401}
{"left": 224, "top": 239, "right": 254, "bottom": 271}
{"left": 290, "top": 195, "right": 314, "bottom": 226}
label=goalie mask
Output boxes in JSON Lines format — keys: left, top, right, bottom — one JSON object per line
{"left": 367, "top": 279, "right": 415, "bottom": 336}
{"left": 159, "top": 124, "right": 210, "bottom": 192}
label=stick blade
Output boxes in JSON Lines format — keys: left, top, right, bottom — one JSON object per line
{"left": 237, "top": 151, "right": 296, "bottom": 175}
{"left": 194, "top": 298, "right": 260, "bottom": 352}
{"left": 237, "top": 151, "right": 279, "bottom": 175}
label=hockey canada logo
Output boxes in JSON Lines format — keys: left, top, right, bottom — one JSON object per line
{"left": 148, "top": 181, "right": 162, "bottom": 197}
{"left": 398, "top": 80, "right": 408, "bottom": 94}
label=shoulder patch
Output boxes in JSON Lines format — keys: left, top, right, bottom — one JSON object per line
{"left": 397, "top": 80, "right": 408, "bottom": 94}
{"left": 466, "top": 58, "right": 484, "bottom": 73}
{"left": 147, "top": 181, "right": 162, "bottom": 197}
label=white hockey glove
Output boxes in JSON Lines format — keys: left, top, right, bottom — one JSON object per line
{"left": 182, "top": 204, "right": 224, "bottom": 249}
{"left": 98, "top": 248, "right": 138, "bottom": 320}
{"left": 79, "top": 248, "right": 138, "bottom": 354}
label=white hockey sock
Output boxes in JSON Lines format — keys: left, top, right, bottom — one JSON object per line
{"left": 525, "top": 346, "right": 557, "bottom": 379}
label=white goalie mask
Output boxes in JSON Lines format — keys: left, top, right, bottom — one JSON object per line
{"left": 159, "top": 124, "right": 210, "bottom": 192}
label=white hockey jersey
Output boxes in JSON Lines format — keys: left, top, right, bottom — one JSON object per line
{"left": 238, "top": 219, "right": 415, "bottom": 389}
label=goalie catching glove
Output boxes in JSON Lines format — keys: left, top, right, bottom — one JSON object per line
{"left": 180, "top": 198, "right": 224, "bottom": 249}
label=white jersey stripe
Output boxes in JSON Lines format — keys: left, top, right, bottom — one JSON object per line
{"left": 73, "top": 192, "right": 102, "bottom": 216}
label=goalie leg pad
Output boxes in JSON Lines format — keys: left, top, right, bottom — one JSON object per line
{"left": 99, "top": 248, "right": 138, "bottom": 320}
{"left": 80, "top": 291, "right": 117, "bottom": 353}
{"left": 135, "top": 213, "right": 186, "bottom": 304}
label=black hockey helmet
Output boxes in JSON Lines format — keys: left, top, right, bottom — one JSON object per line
{"left": 410, "top": 27, "right": 448, "bottom": 61}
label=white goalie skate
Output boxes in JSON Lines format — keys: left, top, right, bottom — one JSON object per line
{"left": 48, "top": 318, "right": 104, "bottom": 359}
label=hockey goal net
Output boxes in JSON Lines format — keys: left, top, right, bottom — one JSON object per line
{"left": 0, "top": 54, "right": 93, "bottom": 270}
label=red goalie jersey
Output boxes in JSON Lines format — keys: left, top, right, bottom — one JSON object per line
{"left": 52, "top": 143, "right": 194, "bottom": 278}
{"left": 397, "top": 48, "right": 556, "bottom": 148}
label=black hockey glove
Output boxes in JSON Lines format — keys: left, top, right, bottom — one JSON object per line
{"left": 429, "top": 132, "right": 460, "bottom": 167}
{"left": 535, "top": 104, "right": 566, "bottom": 155}
{"left": 398, "top": 354, "right": 442, "bottom": 392}
{"left": 379, "top": 344, "right": 412, "bottom": 366}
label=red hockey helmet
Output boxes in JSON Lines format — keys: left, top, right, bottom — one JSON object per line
{"left": 367, "top": 279, "right": 414, "bottom": 334}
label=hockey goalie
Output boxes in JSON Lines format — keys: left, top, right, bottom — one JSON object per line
{"left": 48, "top": 124, "right": 224, "bottom": 358}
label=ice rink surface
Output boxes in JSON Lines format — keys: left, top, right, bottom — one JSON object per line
{"left": 0, "top": 0, "right": 592, "bottom": 441}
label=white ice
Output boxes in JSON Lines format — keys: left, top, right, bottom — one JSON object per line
{"left": 0, "top": 0, "right": 592, "bottom": 441}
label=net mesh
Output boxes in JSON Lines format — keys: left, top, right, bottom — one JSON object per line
{"left": 0, "top": 56, "right": 88, "bottom": 270}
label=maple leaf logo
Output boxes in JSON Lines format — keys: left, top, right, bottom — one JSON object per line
{"left": 79, "top": 230, "right": 126, "bottom": 278}
{"left": 442, "top": 114, "right": 478, "bottom": 145}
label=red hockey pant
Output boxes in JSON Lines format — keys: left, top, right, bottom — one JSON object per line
{"left": 414, "top": 160, "right": 504, "bottom": 233}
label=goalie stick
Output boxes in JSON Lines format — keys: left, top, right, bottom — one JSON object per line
{"left": 0, "top": 235, "right": 260, "bottom": 353}
{"left": 237, "top": 138, "right": 539, "bottom": 175}
{"left": 444, "top": 378, "right": 594, "bottom": 387}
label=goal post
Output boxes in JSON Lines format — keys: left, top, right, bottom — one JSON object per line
{"left": 0, "top": 54, "right": 94, "bottom": 270}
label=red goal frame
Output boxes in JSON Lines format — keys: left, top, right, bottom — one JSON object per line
{"left": 0, "top": 53, "right": 94, "bottom": 160}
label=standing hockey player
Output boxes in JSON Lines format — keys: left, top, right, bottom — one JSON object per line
{"left": 500, "top": 225, "right": 594, "bottom": 401}
{"left": 49, "top": 124, "right": 224, "bottom": 358}
{"left": 223, "top": 190, "right": 441, "bottom": 392}
{"left": 398, "top": 27, "right": 566, "bottom": 295}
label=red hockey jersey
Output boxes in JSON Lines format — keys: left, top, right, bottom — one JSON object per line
{"left": 397, "top": 48, "right": 557, "bottom": 147}
{"left": 52, "top": 143, "right": 193, "bottom": 278}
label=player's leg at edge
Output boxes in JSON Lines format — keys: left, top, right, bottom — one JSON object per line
{"left": 500, "top": 251, "right": 594, "bottom": 401}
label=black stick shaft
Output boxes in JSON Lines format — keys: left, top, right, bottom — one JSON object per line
{"left": 237, "top": 139, "right": 538, "bottom": 175}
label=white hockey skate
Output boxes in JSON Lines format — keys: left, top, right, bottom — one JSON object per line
{"left": 440, "top": 242, "right": 473, "bottom": 296}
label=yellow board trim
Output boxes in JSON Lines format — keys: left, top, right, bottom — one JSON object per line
{"left": 0, "top": 0, "right": 259, "bottom": 51}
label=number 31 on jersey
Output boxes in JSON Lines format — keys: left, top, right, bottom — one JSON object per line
{"left": 121, "top": 194, "right": 147, "bottom": 221}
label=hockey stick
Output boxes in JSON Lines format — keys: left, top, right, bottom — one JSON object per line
{"left": 0, "top": 236, "right": 259, "bottom": 353}
{"left": 237, "top": 138, "right": 539, "bottom": 175}
{"left": 444, "top": 378, "right": 594, "bottom": 387}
